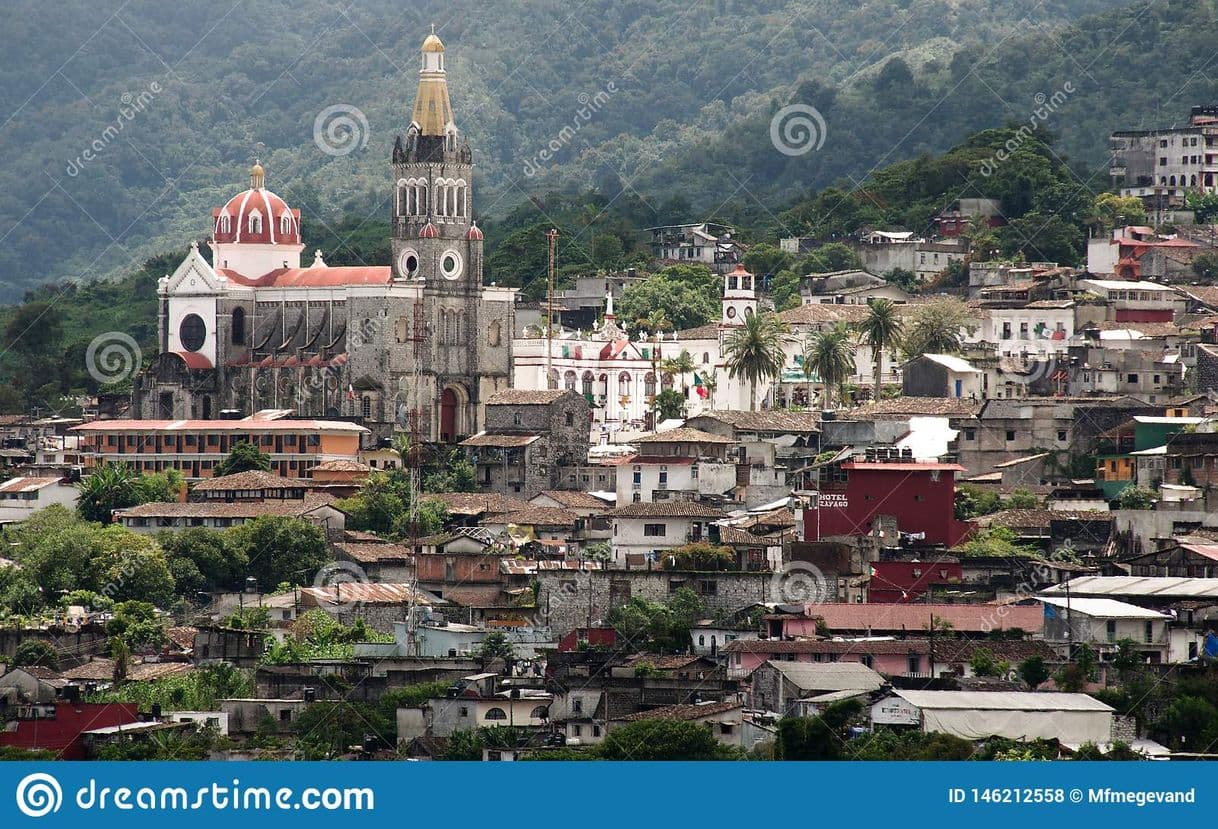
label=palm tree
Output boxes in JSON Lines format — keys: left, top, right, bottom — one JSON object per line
{"left": 700, "top": 369, "right": 719, "bottom": 410}
{"left": 903, "top": 297, "right": 970, "bottom": 357}
{"left": 660, "top": 349, "right": 696, "bottom": 397}
{"left": 75, "top": 461, "right": 140, "bottom": 523}
{"left": 857, "top": 298, "right": 904, "bottom": 400}
{"left": 798, "top": 343, "right": 817, "bottom": 408}
{"left": 804, "top": 324, "right": 856, "bottom": 409}
{"left": 723, "top": 312, "right": 788, "bottom": 410}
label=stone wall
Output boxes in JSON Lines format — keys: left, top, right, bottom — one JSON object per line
{"left": 536, "top": 569, "right": 778, "bottom": 638}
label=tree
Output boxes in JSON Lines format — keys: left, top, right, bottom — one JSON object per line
{"left": 1157, "top": 696, "right": 1218, "bottom": 752}
{"left": 954, "top": 527, "right": 1039, "bottom": 558}
{"left": 90, "top": 526, "right": 177, "bottom": 608}
{"left": 598, "top": 719, "right": 743, "bottom": 760}
{"left": 723, "top": 312, "right": 788, "bottom": 410}
{"left": 874, "top": 57, "right": 913, "bottom": 91}
{"left": 901, "top": 297, "right": 973, "bottom": 357}
{"left": 106, "top": 600, "right": 166, "bottom": 652}
{"left": 1055, "top": 643, "right": 1098, "bottom": 692}
{"left": 12, "top": 640, "right": 59, "bottom": 670}
{"left": 652, "top": 388, "right": 686, "bottom": 420}
{"left": 338, "top": 470, "right": 409, "bottom": 535}
{"left": 883, "top": 267, "right": 918, "bottom": 292}
{"left": 775, "top": 699, "right": 862, "bottom": 760}
{"left": 969, "top": 648, "right": 1003, "bottom": 677}
{"left": 1092, "top": 192, "right": 1147, "bottom": 230}
{"left": 608, "top": 587, "right": 703, "bottom": 653}
{"left": 213, "top": 441, "right": 272, "bottom": 478}
{"left": 618, "top": 266, "right": 720, "bottom": 333}
{"left": 797, "top": 243, "right": 861, "bottom": 275}
{"left": 227, "top": 515, "right": 330, "bottom": 590}
{"left": 856, "top": 298, "right": 903, "bottom": 396}
{"left": 769, "top": 269, "right": 802, "bottom": 311}
{"left": 110, "top": 636, "right": 131, "bottom": 682}
{"left": 1111, "top": 637, "right": 1144, "bottom": 677}
{"left": 476, "top": 631, "right": 516, "bottom": 667}
{"left": 1017, "top": 655, "right": 1050, "bottom": 689}
{"left": 661, "top": 541, "right": 734, "bottom": 571}
{"left": 1006, "top": 488, "right": 1040, "bottom": 509}
{"left": 293, "top": 701, "right": 393, "bottom": 759}
{"left": 804, "top": 324, "right": 856, "bottom": 409}
{"left": 1193, "top": 252, "right": 1218, "bottom": 281}
{"left": 743, "top": 243, "right": 793, "bottom": 278}
{"left": 159, "top": 528, "right": 248, "bottom": 594}
{"left": 954, "top": 484, "right": 1002, "bottom": 519}
{"left": 1117, "top": 485, "right": 1156, "bottom": 510}
{"left": 660, "top": 349, "right": 696, "bottom": 394}
{"left": 75, "top": 461, "right": 141, "bottom": 523}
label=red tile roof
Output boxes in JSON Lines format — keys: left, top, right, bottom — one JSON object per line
{"left": 801, "top": 602, "right": 1043, "bottom": 634}
{"left": 219, "top": 266, "right": 392, "bottom": 288}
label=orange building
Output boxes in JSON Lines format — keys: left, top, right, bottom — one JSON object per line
{"left": 71, "top": 418, "right": 367, "bottom": 480}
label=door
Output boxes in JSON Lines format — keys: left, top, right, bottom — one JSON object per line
{"left": 440, "top": 388, "right": 458, "bottom": 442}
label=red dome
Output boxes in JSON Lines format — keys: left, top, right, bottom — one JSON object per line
{"left": 466, "top": 223, "right": 484, "bottom": 241}
{"left": 212, "top": 187, "right": 301, "bottom": 246}
{"left": 419, "top": 221, "right": 438, "bottom": 239}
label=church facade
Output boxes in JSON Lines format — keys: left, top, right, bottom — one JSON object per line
{"left": 132, "top": 32, "right": 515, "bottom": 444}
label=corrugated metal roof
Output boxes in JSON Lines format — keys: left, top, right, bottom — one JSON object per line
{"left": 1042, "top": 576, "right": 1218, "bottom": 599}
{"left": 1038, "top": 596, "right": 1168, "bottom": 619}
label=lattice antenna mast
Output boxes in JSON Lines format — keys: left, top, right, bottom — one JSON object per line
{"left": 402, "top": 300, "right": 427, "bottom": 655}
{"left": 545, "top": 228, "right": 559, "bottom": 388}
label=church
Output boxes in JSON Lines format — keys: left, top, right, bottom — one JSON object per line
{"left": 132, "top": 32, "right": 515, "bottom": 443}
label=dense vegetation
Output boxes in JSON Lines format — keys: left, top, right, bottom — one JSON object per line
{"left": 0, "top": 0, "right": 1151, "bottom": 298}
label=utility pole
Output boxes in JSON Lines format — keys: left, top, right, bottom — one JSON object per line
{"left": 545, "top": 228, "right": 559, "bottom": 389}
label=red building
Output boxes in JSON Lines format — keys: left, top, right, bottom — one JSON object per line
{"left": 868, "top": 560, "right": 964, "bottom": 603}
{"left": 0, "top": 702, "right": 139, "bottom": 759}
{"left": 807, "top": 460, "right": 973, "bottom": 546}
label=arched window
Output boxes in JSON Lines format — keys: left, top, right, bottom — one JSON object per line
{"left": 530, "top": 706, "right": 549, "bottom": 720}
{"left": 618, "top": 372, "right": 631, "bottom": 396}
{"left": 361, "top": 396, "right": 371, "bottom": 419}
{"left": 547, "top": 368, "right": 559, "bottom": 390}
{"left": 397, "top": 180, "right": 408, "bottom": 215}
{"left": 280, "top": 214, "right": 292, "bottom": 236}
{"left": 1192, "top": 174, "right": 1198, "bottom": 187}
{"left": 644, "top": 373, "right": 657, "bottom": 397}
{"left": 231, "top": 307, "right": 246, "bottom": 345}
{"left": 582, "top": 371, "right": 594, "bottom": 397}
{"left": 703, "top": 352, "right": 710, "bottom": 364}
{"left": 454, "top": 311, "right": 463, "bottom": 343}
{"left": 599, "top": 374, "right": 609, "bottom": 397}
{"left": 219, "top": 214, "right": 231, "bottom": 234}
{"left": 564, "top": 370, "right": 577, "bottom": 391}
{"left": 699, "top": 635, "right": 705, "bottom": 646}
{"left": 488, "top": 320, "right": 501, "bottom": 347}
{"left": 248, "top": 210, "right": 262, "bottom": 234}
{"left": 484, "top": 707, "right": 507, "bottom": 721}
{"left": 436, "top": 181, "right": 448, "bottom": 217}
{"left": 419, "top": 183, "right": 429, "bottom": 215}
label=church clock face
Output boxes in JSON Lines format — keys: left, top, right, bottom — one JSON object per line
{"left": 440, "top": 249, "right": 463, "bottom": 280}
{"left": 179, "top": 314, "right": 207, "bottom": 352}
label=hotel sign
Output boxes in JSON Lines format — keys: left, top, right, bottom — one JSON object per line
{"left": 817, "top": 493, "right": 848, "bottom": 509}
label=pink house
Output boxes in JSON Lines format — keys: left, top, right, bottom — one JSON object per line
{"left": 764, "top": 603, "right": 1044, "bottom": 640}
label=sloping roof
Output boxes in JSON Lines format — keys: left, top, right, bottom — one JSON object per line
{"left": 767, "top": 661, "right": 886, "bottom": 692}
{"left": 531, "top": 490, "right": 612, "bottom": 510}
{"left": 689, "top": 410, "right": 821, "bottom": 433}
{"left": 802, "top": 602, "right": 1043, "bottom": 633}
{"left": 674, "top": 323, "right": 721, "bottom": 340}
{"left": 299, "top": 583, "right": 437, "bottom": 607}
{"left": 915, "top": 353, "right": 982, "bottom": 373}
{"left": 487, "top": 507, "right": 580, "bottom": 526}
{"left": 842, "top": 397, "right": 982, "bottom": 419}
{"left": 605, "top": 501, "right": 726, "bottom": 519}
{"left": 778, "top": 304, "right": 871, "bottom": 326}
{"left": 1039, "top": 596, "right": 1168, "bottom": 619}
{"left": 634, "top": 427, "right": 733, "bottom": 444}
{"left": 1041, "top": 576, "right": 1218, "bottom": 599}
{"left": 486, "top": 389, "right": 571, "bottom": 405}
{"left": 719, "top": 525, "right": 778, "bottom": 546}
{"left": 116, "top": 494, "right": 337, "bottom": 520}
{"left": 311, "top": 459, "right": 371, "bottom": 473}
{"left": 895, "top": 690, "right": 1113, "bottom": 712}
{"left": 626, "top": 654, "right": 714, "bottom": 670}
{"left": 192, "top": 470, "right": 300, "bottom": 491}
{"left": 615, "top": 700, "right": 741, "bottom": 722}
{"left": 0, "top": 476, "right": 65, "bottom": 493}
{"left": 426, "top": 492, "right": 532, "bottom": 515}
{"left": 334, "top": 542, "right": 414, "bottom": 564}
{"left": 974, "top": 509, "right": 1112, "bottom": 530}
{"left": 459, "top": 432, "right": 540, "bottom": 448}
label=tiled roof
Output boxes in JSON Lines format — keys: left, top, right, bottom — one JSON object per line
{"left": 311, "top": 459, "right": 371, "bottom": 472}
{"left": 428, "top": 492, "right": 532, "bottom": 515}
{"left": 674, "top": 323, "right": 721, "bottom": 340}
{"left": 71, "top": 419, "right": 367, "bottom": 433}
{"left": 62, "top": 660, "right": 193, "bottom": 682}
{"left": 842, "top": 397, "right": 982, "bottom": 419}
{"left": 439, "top": 585, "right": 507, "bottom": 608}
{"left": 459, "top": 432, "right": 541, "bottom": 448}
{"left": 532, "top": 490, "right": 612, "bottom": 510}
{"left": 193, "top": 470, "right": 301, "bottom": 491}
{"left": 487, "top": 506, "right": 580, "bottom": 527}
{"left": 974, "top": 509, "right": 1113, "bottom": 529}
{"left": 615, "top": 700, "right": 741, "bottom": 722}
{"left": 486, "top": 389, "right": 572, "bottom": 405}
{"left": 634, "top": 427, "right": 733, "bottom": 444}
{"left": 719, "top": 525, "right": 778, "bottom": 546}
{"left": 165, "top": 626, "right": 198, "bottom": 651}
{"left": 625, "top": 653, "right": 714, "bottom": 670}
{"left": 300, "top": 583, "right": 437, "bottom": 607}
{"left": 800, "top": 602, "right": 1043, "bottom": 633}
{"left": 335, "top": 542, "right": 414, "bottom": 564}
{"left": 116, "top": 493, "right": 337, "bottom": 520}
{"left": 725, "top": 638, "right": 1056, "bottom": 664}
{"left": 605, "top": 501, "right": 726, "bottom": 519}
{"left": 689, "top": 410, "right": 821, "bottom": 432}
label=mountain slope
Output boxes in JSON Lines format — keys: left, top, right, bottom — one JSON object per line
{"left": 0, "top": 0, "right": 1127, "bottom": 299}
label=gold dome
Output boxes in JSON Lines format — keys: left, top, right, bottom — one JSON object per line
{"left": 249, "top": 160, "right": 265, "bottom": 189}
{"left": 421, "top": 33, "right": 445, "bottom": 53}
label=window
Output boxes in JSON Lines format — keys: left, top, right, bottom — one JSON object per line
{"left": 592, "top": 725, "right": 601, "bottom": 737}
{"left": 513, "top": 412, "right": 523, "bottom": 426}
{"left": 572, "top": 699, "right": 583, "bottom": 714}
{"left": 530, "top": 706, "right": 549, "bottom": 719}
{"left": 964, "top": 428, "right": 976, "bottom": 441}
{"left": 698, "top": 579, "right": 717, "bottom": 596}
{"left": 565, "top": 412, "right": 574, "bottom": 426}
{"left": 1057, "top": 430, "right": 1067, "bottom": 442}
{"left": 860, "top": 654, "right": 874, "bottom": 668}
{"left": 484, "top": 707, "right": 507, "bottom": 721}
{"left": 643, "top": 523, "right": 666, "bottom": 537}
{"left": 179, "top": 314, "right": 207, "bottom": 352}
{"left": 279, "top": 709, "right": 292, "bottom": 723}
{"left": 572, "top": 724, "right": 582, "bottom": 737}
{"left": 1144, "top": 620, "right": 1154, "bottom": 644}
{"left": 1005, "top": 430, "right": 1015, "bottom": 441}
{"left": 1106, "top": 619, "right": 1117, "bottom": 643}
{"left": 907, "top": 654, "right": 921, "bottom": 675}
{"left": 1127, "top": 374, "right": 1139, "bottom": 384}
{"left": 231, "top": 307, "right": 246, "bottom": 345}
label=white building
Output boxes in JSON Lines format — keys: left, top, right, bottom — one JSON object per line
{"left": 605, "top": 500, "right": 726, "bottom": 566}
{"left": 616, "top": 427, "right": 738, "bottom": 504}
{"left": 871, "top": 690, "right": 1116, "bottom": 744}
{"left": 0, "top": 476, "right": 79, "bottom": 523}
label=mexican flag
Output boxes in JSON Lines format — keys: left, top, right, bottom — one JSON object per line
{"left": 693, "top": 373, "right": 708, "bottom": 398}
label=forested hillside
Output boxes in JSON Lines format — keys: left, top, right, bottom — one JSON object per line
{"left": 0, "top": 0, "right": 1129, "bottom": 298}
